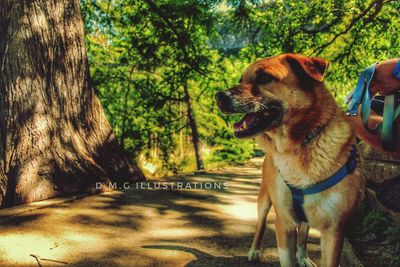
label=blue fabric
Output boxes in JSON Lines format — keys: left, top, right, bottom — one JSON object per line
{"left": 346, "top": 63, "right": 400, "bottom": 151}
{"left": 287, "top": 186, "right": 307, "bottom": 222}
{"left": 346, "top": 63, "right": 377, "bottom": 116}
{"left": 393, "top": 60, "right": 400, "bottom": 80}
{"left": 381, "top": 95, "right": 398, "bottom": 149}
{"left": 286, "top": 146, "right": 357, "bottom": 222}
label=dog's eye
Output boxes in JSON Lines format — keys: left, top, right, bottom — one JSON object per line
{"left": 255, "top": 72, "right": 275, "bottom": 85}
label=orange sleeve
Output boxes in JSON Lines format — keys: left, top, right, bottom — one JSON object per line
{"left": 350, "top": 114, "right": 400, "bottom": 157}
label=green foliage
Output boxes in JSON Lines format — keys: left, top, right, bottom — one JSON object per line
{"left": 346, "top": 200, "right": 400, "bottom": 266}
{"left": 361, "top": 209, "right": 390, "bottom": 236}
{"left": 210, "top": 130, "right": 254, "bottom": 163}
{"left": 80, "top": 0, "right": 400, "bottom": 175}
{"left": 346, "top": 201, "right": 391, "bottom": 240}
{"left": 385, "top": 223, "right": 400, "bottom": 267}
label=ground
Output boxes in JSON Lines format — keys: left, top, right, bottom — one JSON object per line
{"left": 0, "top": 158, "right": 323, "bottom": 267}
{"left": 351, "top": 240, "right": 397, "bottom": 267}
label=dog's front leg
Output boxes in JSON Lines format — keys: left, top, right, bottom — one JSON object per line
{"left": 248, "top": 185, "right": 271, "bottom": 261}
{"left": 320, "top": 227, "right": 345, "bottom": 267}
{"left": 296, "top": 223, "right": 317, "bottom": 267}
{"left": 275, "top": 217, "right": 297, "bottom": 267}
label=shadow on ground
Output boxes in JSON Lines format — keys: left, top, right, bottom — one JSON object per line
{"left": 0, "top": 159, "right": 320, "bottom": 266}
{"left": 142, "top": 245, "right": 278, "bottom": 267}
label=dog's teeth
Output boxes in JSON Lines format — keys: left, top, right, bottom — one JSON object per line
{"left": 243, "top": 121, "right": 247, "bottom": 129}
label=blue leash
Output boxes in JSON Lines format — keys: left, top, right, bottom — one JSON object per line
{"left": 286, "top": 146, "right": 357, "bottom": 222}
{"left": 346, "top": 63, "right": 400, "bottom": 151}
{"left": 346, "top": 63, "right": 377, "bottom": 117}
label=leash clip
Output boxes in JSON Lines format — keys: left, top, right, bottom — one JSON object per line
{"left": 346, "top": 99, "right": 360, "bottom": 116}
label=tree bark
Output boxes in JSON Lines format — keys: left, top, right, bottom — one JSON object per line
{"left": 183, "top": 80, "right": 204, "bottom": 171}
{"left": 0, "top": 0, "right": 144, "bottom": 207}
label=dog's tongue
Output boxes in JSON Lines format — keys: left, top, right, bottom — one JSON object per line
{"left": 245, "top": 113, "right": 257, "bottom": 125}
{"left": 234, "top": 113, "right": 257, "bottom": 130}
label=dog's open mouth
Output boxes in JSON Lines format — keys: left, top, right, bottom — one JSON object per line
{"left": 233, "top": 103, "right": 282, "bottom": 138}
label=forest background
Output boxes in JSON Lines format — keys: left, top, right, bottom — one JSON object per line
{"left": 80, "top": 0, "right": 400, "bottom": 177}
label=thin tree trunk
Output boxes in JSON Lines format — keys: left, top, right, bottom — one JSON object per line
{"left": 120, "top": 67, "right": 135, "bottom": 148}
{"left": 183, "top": 80, "right": 204, "bottom": 171}
{"left": 0, "top": 0, "right": 144, "bottom": 207}
{"left": 179, "top": 102, "right": 184, "bottom": 159}
{"left": 120, "top": 85, "right": 131, "bottom": 148}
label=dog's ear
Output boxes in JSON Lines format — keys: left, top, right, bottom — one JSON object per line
{"left": 286, "top": 54, "right": 329, "bottom": 82}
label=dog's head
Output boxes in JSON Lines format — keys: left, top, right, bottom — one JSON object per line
{"left": 215, "top": 53, "right": 329, "bottom": 138}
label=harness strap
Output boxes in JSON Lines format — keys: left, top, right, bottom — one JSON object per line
{"left": 287, "top": 186, "right": 307, "bottom": 222}
{"left": 285, "top": 146, "right": 357, "bottom": 222}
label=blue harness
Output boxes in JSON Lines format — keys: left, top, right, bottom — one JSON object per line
{"left": 285, "top": 146, "right": 357, "bottom": 222}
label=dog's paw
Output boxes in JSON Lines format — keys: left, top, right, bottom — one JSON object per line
{"left": 297, "top": 257, "right": 317, "bottom": 267}
{"left": 247, "top": 248, "right": 261, "bottom": 262}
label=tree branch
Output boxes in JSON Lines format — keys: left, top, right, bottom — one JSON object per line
{"left": 331, "top": 23, "right": 362, "bottom": 63}
{"left": 311, "top": 0, "right": 385, "bottom": 57}
{"left": 148, "top": 123, "right": 189, "bottom": 141}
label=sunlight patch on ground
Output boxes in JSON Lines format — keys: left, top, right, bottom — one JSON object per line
{"left": 218, "top": 199, "right": 258, "bottom": 221}
{"left": 63, "top": 230, "right": 105, "bottom": 244}
{"left": 0, "top": 233, "right": 66, "bottom": 265}
{"left": 150, "top": 227, "right": 209, "bottom": 239}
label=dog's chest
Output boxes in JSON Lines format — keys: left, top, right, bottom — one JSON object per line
{"left": 272, "top": 155, "right": 343, "bottom": 226}
{"left": 274, "top": 177, "right": 342, "bottom": 226}
{"left": 272, "top": 153, "right": 313, "bottom": 188}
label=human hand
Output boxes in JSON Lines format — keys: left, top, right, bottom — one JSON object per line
{"left": 370, "top": 58, "right": 400, "bottom": 96}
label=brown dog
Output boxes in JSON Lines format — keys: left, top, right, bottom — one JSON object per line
{"left": 215, "top": 54, "right": 364, "bottom": 267}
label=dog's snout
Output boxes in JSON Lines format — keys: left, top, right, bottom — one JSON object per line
{"left": 215, "top": 91, "right": 230, "bottom": 104}
{"left": 215, "top": 91, "right": 234, "bottom": 114}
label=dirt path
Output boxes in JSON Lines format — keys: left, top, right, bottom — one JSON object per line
{"left": 0, "top": 158, "right": 321, "bottom": 266}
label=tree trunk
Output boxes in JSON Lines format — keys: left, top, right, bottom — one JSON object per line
{"left": 183, "top": 80, "right": 204, "bottom": 171}
{"left": 0, "top": 0, "right": 144, "bottom": 207}
{"left": 120, "top": 85, "right": 131, "bottom": 148}
{"left": 120, "top": 67, "right": 135, "bottom": 148}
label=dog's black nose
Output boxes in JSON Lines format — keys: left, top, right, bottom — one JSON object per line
{"left": 215, "top": 91, "right": 233, "bottom": 113}
{"left": 215, "top": 91, "right": 230, "bottom": 104}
